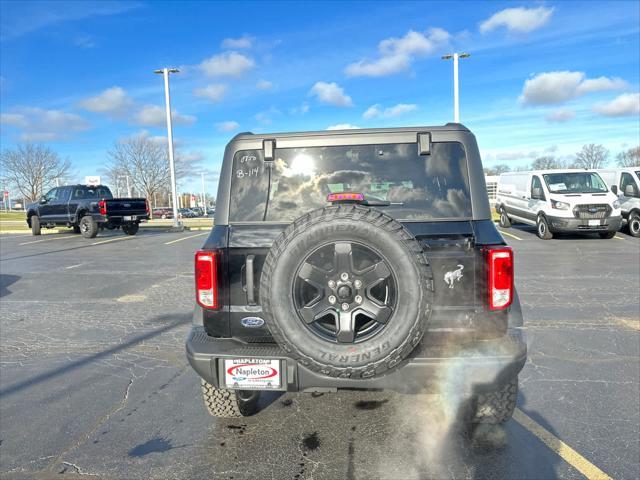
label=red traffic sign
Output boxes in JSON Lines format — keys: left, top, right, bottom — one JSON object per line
{"left": 3, "top": 191, "right": 8, "bottom": 198}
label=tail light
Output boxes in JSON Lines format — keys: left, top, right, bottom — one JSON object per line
{"left": 486, "top": 247, "right": 513, "bottom": 311}
{"left": 98, "top": 200, "right": 107, "bottom": 215}
{"left": 145, "top": 200, "right": 150, "bottom": 216}
{"left": 195, "top": 250, "right": 219, "bottom": 309}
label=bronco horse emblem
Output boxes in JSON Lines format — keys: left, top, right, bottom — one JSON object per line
{"left": 444, "top": 264, "right": 464, "bottom": 289}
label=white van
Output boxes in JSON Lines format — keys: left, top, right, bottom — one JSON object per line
{"left": 597, "top": 168, "right": 640, "bottom": 237}
{"left": 496, "top": 169, "right": 622, "bottom": 239}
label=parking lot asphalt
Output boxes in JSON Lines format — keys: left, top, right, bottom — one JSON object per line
{"left": 0, "top": 226, "right": 638, "bottom": 480}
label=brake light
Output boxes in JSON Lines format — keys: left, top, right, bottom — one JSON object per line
{"left": 195, "top": 250, "right": 219, "bottom": 309}
{"left": 145, "top": 200, "right": 150, "bottom": 215}
{"left": 486, "top": 247, "right": 513, "bottom": 311}
{"left": 327, "top": 192, "right": 365, "bottom": 202}
{"left": 98, "top": 200, "right": 107, "bottom": 215}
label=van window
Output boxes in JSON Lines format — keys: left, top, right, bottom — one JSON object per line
{"left": 531, "top": 176, "right": 545, "bottom": 199}
{"left": 542, "top": 172, "right": 607, "bottom": 194}
{"left": 620, "top": 172, "right": 637, "bottom": 196}
{"left": 264, "top": 142, "right": 472, "bottom": 222}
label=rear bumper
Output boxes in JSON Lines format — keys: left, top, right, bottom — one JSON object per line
{"left": 186, "top": 327, "right": 527, "bottom": 394}
{"left": 547, "top": 215, "right": 621, "bottom": 233}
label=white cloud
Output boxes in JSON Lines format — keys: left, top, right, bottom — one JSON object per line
{"left": 594, "top": 93, "right": 640, "bottom": 117}
{"left": 309, "top": 81, "right": 353, "bottom": 107}
{"left": 254, "top": 107, "right": 282, "bottom": 125}
{"left": 345, "top": 28, "right": 450, "bottom": 77}
{"left": 74, "top": 35, "right": 96, "bottom": 48}
{"left": 80, "top": 86, "right": 133, "bottom": 115}
{"left": 199, "top": 51, "right": 255, "bottom": 77}
{"left": 545, "top": 109, "right": 575, "bottom": 123}
{"left": 256, "top": 79, "right": 273, "bottom": 90}
{"left": 134, "top": 105, "right": 196, "bottom": 127}
{"left": 0, "top": 107, "right": 89, "bottom": 141}
{"left": 221, "top": 35, "right": 253, "bottom": 49}
{"left": 520, "top": 71, "right": 627, "bottom": 105}
{"left": 193, "top": 84, "right": 228, "bottom": 102}
{"left": 290, "top": 102, "right": 309, "bottom": 115}
{"left": 326, "top": 124, "right": 360, "bottom": 130}
{"left": 480, "top": 6, "right": 554, "bottom": 34}
{"left": 363, "top": 103, "right": 417, "bottom": 119}
{"left": 216, "top": 121, "right": 240, "bottom": 132}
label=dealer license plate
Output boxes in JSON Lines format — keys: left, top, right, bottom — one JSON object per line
{"left": 588, "top": 219, "right": 600, "bottom": 226}
{"left": 123, "top": 215, "right": 137, "bottom": 221}
{"left": 224, "top": 358, "right": 281, "bottom": 390}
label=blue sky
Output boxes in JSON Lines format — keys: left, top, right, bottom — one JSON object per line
{"left": 1, "top": 0, "right": 639, "bottom": 194}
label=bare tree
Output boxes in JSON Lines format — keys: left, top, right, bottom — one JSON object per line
{"left": 616, "top": 146, "right": 640, "bottom": 167}
{"left": 0, "top": 144, "right": 71, "bottom": 202}
{"left": 106, "top": 135, "right": 172, "bottom": 209}
{"left": 483, "top": 164, "right": 511, "bottom": 175}
{"left": 573, "top": 144, "right": 609, "bottom": 169}
{"left": 531, "top": 156, "right": 561, "bottom": 170}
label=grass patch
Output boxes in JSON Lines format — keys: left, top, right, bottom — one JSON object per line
{"left": 0, "top": 211, "right": 26, "bottom": 221}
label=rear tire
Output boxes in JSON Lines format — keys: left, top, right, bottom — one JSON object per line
{"left": 536, "top": 215, "right": 553, "bottom": 240}
{"left": 498, "top": 208, "right": 512, "bottom": 228}
{"left": 201, "top": 381, "right": 260, "bottom": 418}
{"left": 79, "top": 215, "right": 98, "bottom": 239}
{"left": 31, "top": 215, "right": 41, "bottom": 236}
{"left": 598, "top": 231, "right": 616, "bottom": 239}
{"left": 473, "top": 377, "right": 518, "bottom": 424}
{"left": 628, "top": 212, "right": 640, "bottom": 238}
{"left": 122, "top": 223, "right": 139, "bottom": 235}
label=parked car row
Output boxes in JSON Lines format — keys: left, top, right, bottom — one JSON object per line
{"left": 495, "top": 167, "right": 639, "bottom": 239}
{"left": 151, "top": 207, "right": 215, "bottom": 219}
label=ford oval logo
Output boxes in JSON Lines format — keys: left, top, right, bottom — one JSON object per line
{"left": 241, "top": 316, "right": 265, "bottom": 328}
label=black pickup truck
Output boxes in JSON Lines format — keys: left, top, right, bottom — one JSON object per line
{"left": 186, "top": 124, "right": 526, "bottom": 423}
{"left": 26, "top": 184, "right": 149, "bottom": 238}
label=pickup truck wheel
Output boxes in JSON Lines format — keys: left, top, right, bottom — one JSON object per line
{"left": 499, "top": 208, "right": 511, "bottom": 228}
{"left": 79, "top": 215, "right": 98, "bottom": 239}
{"left": 30, "top": 215, "right": 41, "bottom": 236}
{"left": 473, "top": 377, "right": 518, "bottom": 424}
{"left": 628, "top": 212, "right": 640, "bottom": 238}
{"left": 261, "top": 204, "right": 433, "bottom": 379}
{"left": 122, "top": 223, "right": 139, "bottom": 235}
{"left": 536, "top": 215, "right": 553, "bottom": 240}
{"left": 598, "top": 231, "right": 616, "bottom": 239}
{"left": 201, "top": 381, "right": 260, "bottom": 418}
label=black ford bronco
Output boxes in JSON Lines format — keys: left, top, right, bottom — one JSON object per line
{"left": 186, "top": 124, "right": 526, "bottom": 422}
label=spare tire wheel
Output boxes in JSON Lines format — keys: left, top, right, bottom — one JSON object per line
{"left": 260, "top": 204, "right": 433, "bottom": 379}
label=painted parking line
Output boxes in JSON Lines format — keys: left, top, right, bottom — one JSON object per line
{"left": 91, "top": 236, "right": 135, "bottom": 246}
{"left": 164, "top": 232, "right": 208, "bottom": 245}
{"left": 65, "top": 263, "right": 83, "bottom": 269}
{"left": 19, "top": 235, "right": 76, "bottom": 246}
{"left": 498, "top": 230, "right": 523, "bottom": 241}
{"left": 614, "top": 236, "right": 624, "bottom": 240}
{"left": 513, "top": 408, "right": 612, "bottom": 480}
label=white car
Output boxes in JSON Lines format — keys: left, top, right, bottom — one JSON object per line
{"left": 597, "top": 168, "right": 640, "bottom": 237}
{"left": 496, "top": 169, "right": 622, "bottom": 239}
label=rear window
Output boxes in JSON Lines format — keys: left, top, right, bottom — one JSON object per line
{"left": 229, "top": 142, "right": 471, "bottom": 222}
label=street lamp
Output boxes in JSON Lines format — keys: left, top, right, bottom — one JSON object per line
{"left": 200, "top": 172, "right": 207, "bottom": 216}
{"left": 154, "top": 67, "right": 182, "bottom": 230}
{"left": 441, "top": 52, "right": 470, "bottom": 123}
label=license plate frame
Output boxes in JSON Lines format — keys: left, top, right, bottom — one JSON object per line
{"left": 588, "top": 219, "right": 600, "bottom": 226}
{"left": 123, "top": 215, "right": 137, "bottom": 221}
{"left": 221, "top": 358, "right": 285, "bottom": 391}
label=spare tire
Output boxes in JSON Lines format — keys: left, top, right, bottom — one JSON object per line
{"left": 260, "top": 204, "right": 433, "bottom": 379}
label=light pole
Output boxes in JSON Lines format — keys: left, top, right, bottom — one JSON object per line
{"left": 441, "top": 52, "right": 470, "bottom": 123}
{"left": 118, "top": 175, "right": 131, "bottom": 197}
{"left": 154, "top": 67, "right": 181, "bottom": 229}
{"left": 200, "top": 173, "right": 207, "bottom": 216}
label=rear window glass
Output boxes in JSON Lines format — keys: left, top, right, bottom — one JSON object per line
{"left": 229, "top": 142, "right": 471, "bottom": 222}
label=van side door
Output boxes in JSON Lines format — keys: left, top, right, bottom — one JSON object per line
{"left": 619, "top": 172, "right": 640, "bottom": 213}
